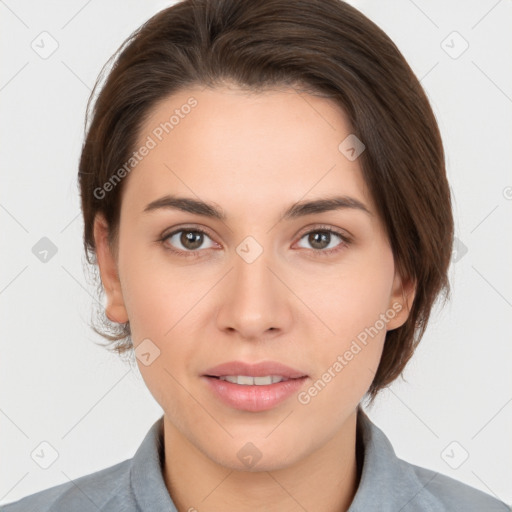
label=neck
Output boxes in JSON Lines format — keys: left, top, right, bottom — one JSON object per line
{"left": 162, "top": 409, "right": 361, "bottom": 512}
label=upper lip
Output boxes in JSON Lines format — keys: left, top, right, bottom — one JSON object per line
{"left": 203, "top": 361, "right": 308, "bottom": 379}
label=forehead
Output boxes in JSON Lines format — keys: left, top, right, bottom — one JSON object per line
{"left": 122, "top": 85, "right": 375, "bottom": 216}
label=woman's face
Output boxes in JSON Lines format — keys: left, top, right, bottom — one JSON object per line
{"left": 94, "top": 84, "right": 414, "bottom": 470}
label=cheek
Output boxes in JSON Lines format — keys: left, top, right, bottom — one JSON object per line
{"left": 302, "top": 250, "right": 394, "bottom": 392}
{"left": 301, "top": 287, "right": 390, "bottom": 414}
{"left": 118, "top": 240, "right": 200, "bottom": 339}
{"left": 118, "top": 245, "right": 204, "bottom": 384}
{"left": 308, "top": 255, "right": 394, "bottom": 340}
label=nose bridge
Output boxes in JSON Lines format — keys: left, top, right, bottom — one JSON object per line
{"left": 233, "top": 233, "right": 276, "bottom": 299}
{"left": 216, "top": 233, "right": 289, "bottom": 336}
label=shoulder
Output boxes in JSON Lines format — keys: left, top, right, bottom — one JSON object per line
{"left": 1, "top": 415, "right": 173, "bottom": 512}
{"left": 354, "top": 407, "right": 510, "bottom": 512}
{"left": 403, "top": 459, "right": 510, "bottom": 512}
{"left": 0, "top": 459, "right": 134, "bottom": 512}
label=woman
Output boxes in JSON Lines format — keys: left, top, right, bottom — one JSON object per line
{"left": 2, "top": 0, "right": 508, "bottom": 510}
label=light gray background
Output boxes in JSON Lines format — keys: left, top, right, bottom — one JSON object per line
{"left": 1, "top": 0, "right": 511, "bottom": 506}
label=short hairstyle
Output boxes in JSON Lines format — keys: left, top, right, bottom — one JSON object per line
{"left": 78, "top": 0, "right": 453, "bottom": 404}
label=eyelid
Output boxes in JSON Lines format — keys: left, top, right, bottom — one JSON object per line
{"left": 295, "top": 223, "right": 353, "bottom": 243}
{"left": 161, "top": 224, "right": 216, "bottom": 241}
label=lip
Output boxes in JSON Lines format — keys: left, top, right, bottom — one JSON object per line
{"left": 201, "top": 360, "right": 309, "bottom": 412}
{"left": 203, "top": 360, "right": 308, "bottom": 379}
{"left": 202, "top": 375, "right": 309, "bottom": 412}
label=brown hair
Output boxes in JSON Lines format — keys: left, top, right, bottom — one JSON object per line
{"left": 78, "top": 0, "right": 453, "bottom": 404}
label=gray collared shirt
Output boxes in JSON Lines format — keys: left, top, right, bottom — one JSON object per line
{"left": 1, "top": 408, "right": 509, "bottom": 511}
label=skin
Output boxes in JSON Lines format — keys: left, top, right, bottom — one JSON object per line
{"left": 94, "top": 84, "right": 416, "bottom": 512}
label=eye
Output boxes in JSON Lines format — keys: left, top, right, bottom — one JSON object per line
{"left": 295, "top": 227, "right": 351, "bottom": 256}
{"left": 158, "top": 225, "right": 352, "bottom": 258}
{"left": 160, "top": 227, "right": 216, "bottom": 257}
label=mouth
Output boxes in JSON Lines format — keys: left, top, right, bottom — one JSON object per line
{"left": 205, "top": 375, "right": 306, "bottom": 385}
{"left": 201, "top": 361, "right": 309, "bottom": 412}
{"left": 202, "top": 375, "right": 309, "bottom": 412}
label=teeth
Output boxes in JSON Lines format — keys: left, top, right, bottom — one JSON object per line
{"left": 218, "top": 375, "right": 288, "bottom": 385}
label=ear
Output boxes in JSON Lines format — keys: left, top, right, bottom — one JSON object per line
{"left": 93, "top": 213, "right": 128, "bottom": 324}
{"left": 386, "top": 268, "right": 416, "bottom": 331}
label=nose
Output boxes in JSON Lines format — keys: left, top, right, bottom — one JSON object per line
{"left": 215, "top": 239, "right": 293, "bottom": 340}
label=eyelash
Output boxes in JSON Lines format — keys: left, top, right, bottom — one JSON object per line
{"left": 158, "top": 225, "right": 352, "bottom": 259}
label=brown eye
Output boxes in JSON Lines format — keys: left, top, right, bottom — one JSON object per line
{"left": 296, "top": 228, "right": 351, "bottom": 256}
{"left": 163, "top": 228, "right": 215, "bottom": 253}
{"left": 307, "top": 231, "right": 331, "bottom": 250}
{"left": 179, "top": 230, "right": 204, "bottom": 250}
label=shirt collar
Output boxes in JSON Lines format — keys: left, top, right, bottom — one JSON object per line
{"left": 130, "top": 408, "right": 446, "bottom": 512}
{"left": 349, "top": 405, "right": 446, "bottom": 511}
{"left": 130, "top": 415, "right": 177, "bottom": 511}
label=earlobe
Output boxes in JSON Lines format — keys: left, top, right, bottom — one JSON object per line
{"left": 386, "top": 270, "right": 416, "bottom": 331}
{"left": 93, "top": 213, "right": 129, "bottom": 324}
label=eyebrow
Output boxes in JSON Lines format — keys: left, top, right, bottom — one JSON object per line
{"left": 143, "top": 194, "right": 372, "bottom": 221}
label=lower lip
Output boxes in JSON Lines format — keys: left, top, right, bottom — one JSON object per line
{"left": 202, "top": 376, "right": 309, "bottom": 412}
